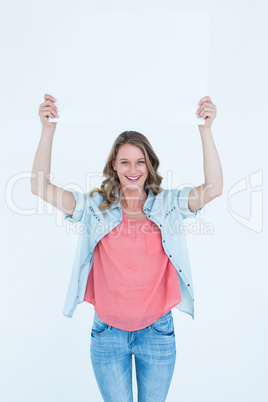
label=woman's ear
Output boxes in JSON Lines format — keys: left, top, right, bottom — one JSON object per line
{"left": 112, "top": 160, "right": 116, "bottom": 170}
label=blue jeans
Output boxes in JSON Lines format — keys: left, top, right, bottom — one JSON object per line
{"left": 90, "top": 309, "right": 176, "bottom": 401}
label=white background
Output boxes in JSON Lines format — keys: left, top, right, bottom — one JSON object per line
{"left": 1, "top": 0, "right": 267, "bottom": 401}
{"left": 46, "top": 9, "right": 209, "bottom": 126}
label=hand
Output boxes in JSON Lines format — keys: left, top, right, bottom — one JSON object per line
{"left": 196, "top": 96, "right": 217, "bottom": 128}
{"left": 38, "top": 94, "right": 59, "bottom": 129}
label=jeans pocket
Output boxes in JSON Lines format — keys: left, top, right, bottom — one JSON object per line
{"left": 150, "top": 312, "right": 175, "bottom": 335}
{"left": 91, "top": 313, "right": 109, "bottom": 336}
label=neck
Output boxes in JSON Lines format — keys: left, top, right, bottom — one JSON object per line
{"left": 119, "top": 187, "right": 148, "bottom": 211}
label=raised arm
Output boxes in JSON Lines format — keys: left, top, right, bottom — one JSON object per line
{"left": 188, "top": 96, "right": 223, "bottom": 213}
{"left": 31, "top": 94, "right": 76, "bottom": 217}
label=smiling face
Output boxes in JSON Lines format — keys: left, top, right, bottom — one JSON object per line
{"left": 112, "top": 143, "right": 148, "bottom": 193}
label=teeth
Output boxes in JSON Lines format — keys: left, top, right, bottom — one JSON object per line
{"left": 126, "top": 176, "right": 140, "bottom": 180}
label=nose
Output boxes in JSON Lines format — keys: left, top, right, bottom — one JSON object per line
{"left": 128, "top": 163, "right": 140, "bottom": 174}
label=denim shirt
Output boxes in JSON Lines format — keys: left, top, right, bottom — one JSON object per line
{"left": 62, "top": 186, "right": 204, "bottom": 320}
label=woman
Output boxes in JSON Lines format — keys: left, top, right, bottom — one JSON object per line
{"left": 32, "top": 94, "right": 222, "bottom": 401}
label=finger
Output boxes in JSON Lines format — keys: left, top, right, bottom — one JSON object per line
{"left": 199, "top": 101, "right": 215, "bottom": 111}
{"left": 199, "top": 96, "right": 212, "bottom": 105}
{"left": 203, "top": 102, "right": 216, "bottom": 109}
{"left": 40, "top": 100, "right": 58, "bottom": 113}
{"left": 197, "top": 105, "right": 216, "bottom": 115}
{"left": 200, "top": 101, "right": 216, "bottom": 108}
{"left": 46, "top": 100, "right": 58, "bottom": 112}
{"left": 198, "top": 111, "right": 215, "bottom": 118}
{"left": 39, "top": 106, "right": 58, "bottom": 117}
{"left": 44, "top": 94, "right": 57, "bottom": 102}
{"left": 40, "top": 110, "right": 57, "bottom": 119}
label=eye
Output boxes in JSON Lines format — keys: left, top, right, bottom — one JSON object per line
{"left": 121, "top": 161, "right": 145, "bottom": 164}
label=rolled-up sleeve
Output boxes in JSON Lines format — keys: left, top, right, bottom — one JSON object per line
{"left": 178, "top": 186, "right": 204, "bottom": 219}
{"left": 63, "top": 190, "right": 86, "bottom": 223}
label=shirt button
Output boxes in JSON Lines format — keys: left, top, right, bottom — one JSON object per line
{"left": 187, "top": 284, "right": 190, "bottom": 286}
{"left": 169, "top": 255, "right": 172, "bottom": 257}
{"left": 160, "top": 224, "right": 162, "bottom": 227}
{"left": 163, "top": 239, "right": 165, "bottom": 242}
{"left": 179, "top": 270, "right": 182, "bottom": 272}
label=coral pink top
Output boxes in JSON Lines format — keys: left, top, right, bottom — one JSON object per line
{"left": 84, "top": 214, "right": 181, "bottom": 331}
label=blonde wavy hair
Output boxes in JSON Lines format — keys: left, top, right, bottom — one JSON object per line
{"left": 87, "top": 130, "right": 163, "bottom": 215}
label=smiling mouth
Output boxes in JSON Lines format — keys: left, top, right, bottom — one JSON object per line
{"left": 125, "top": 175, "right": 141, "bottom": 182}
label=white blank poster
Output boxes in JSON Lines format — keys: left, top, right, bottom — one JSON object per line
{"left": 48, "top": 9, "right": 210, "bottom": 126}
